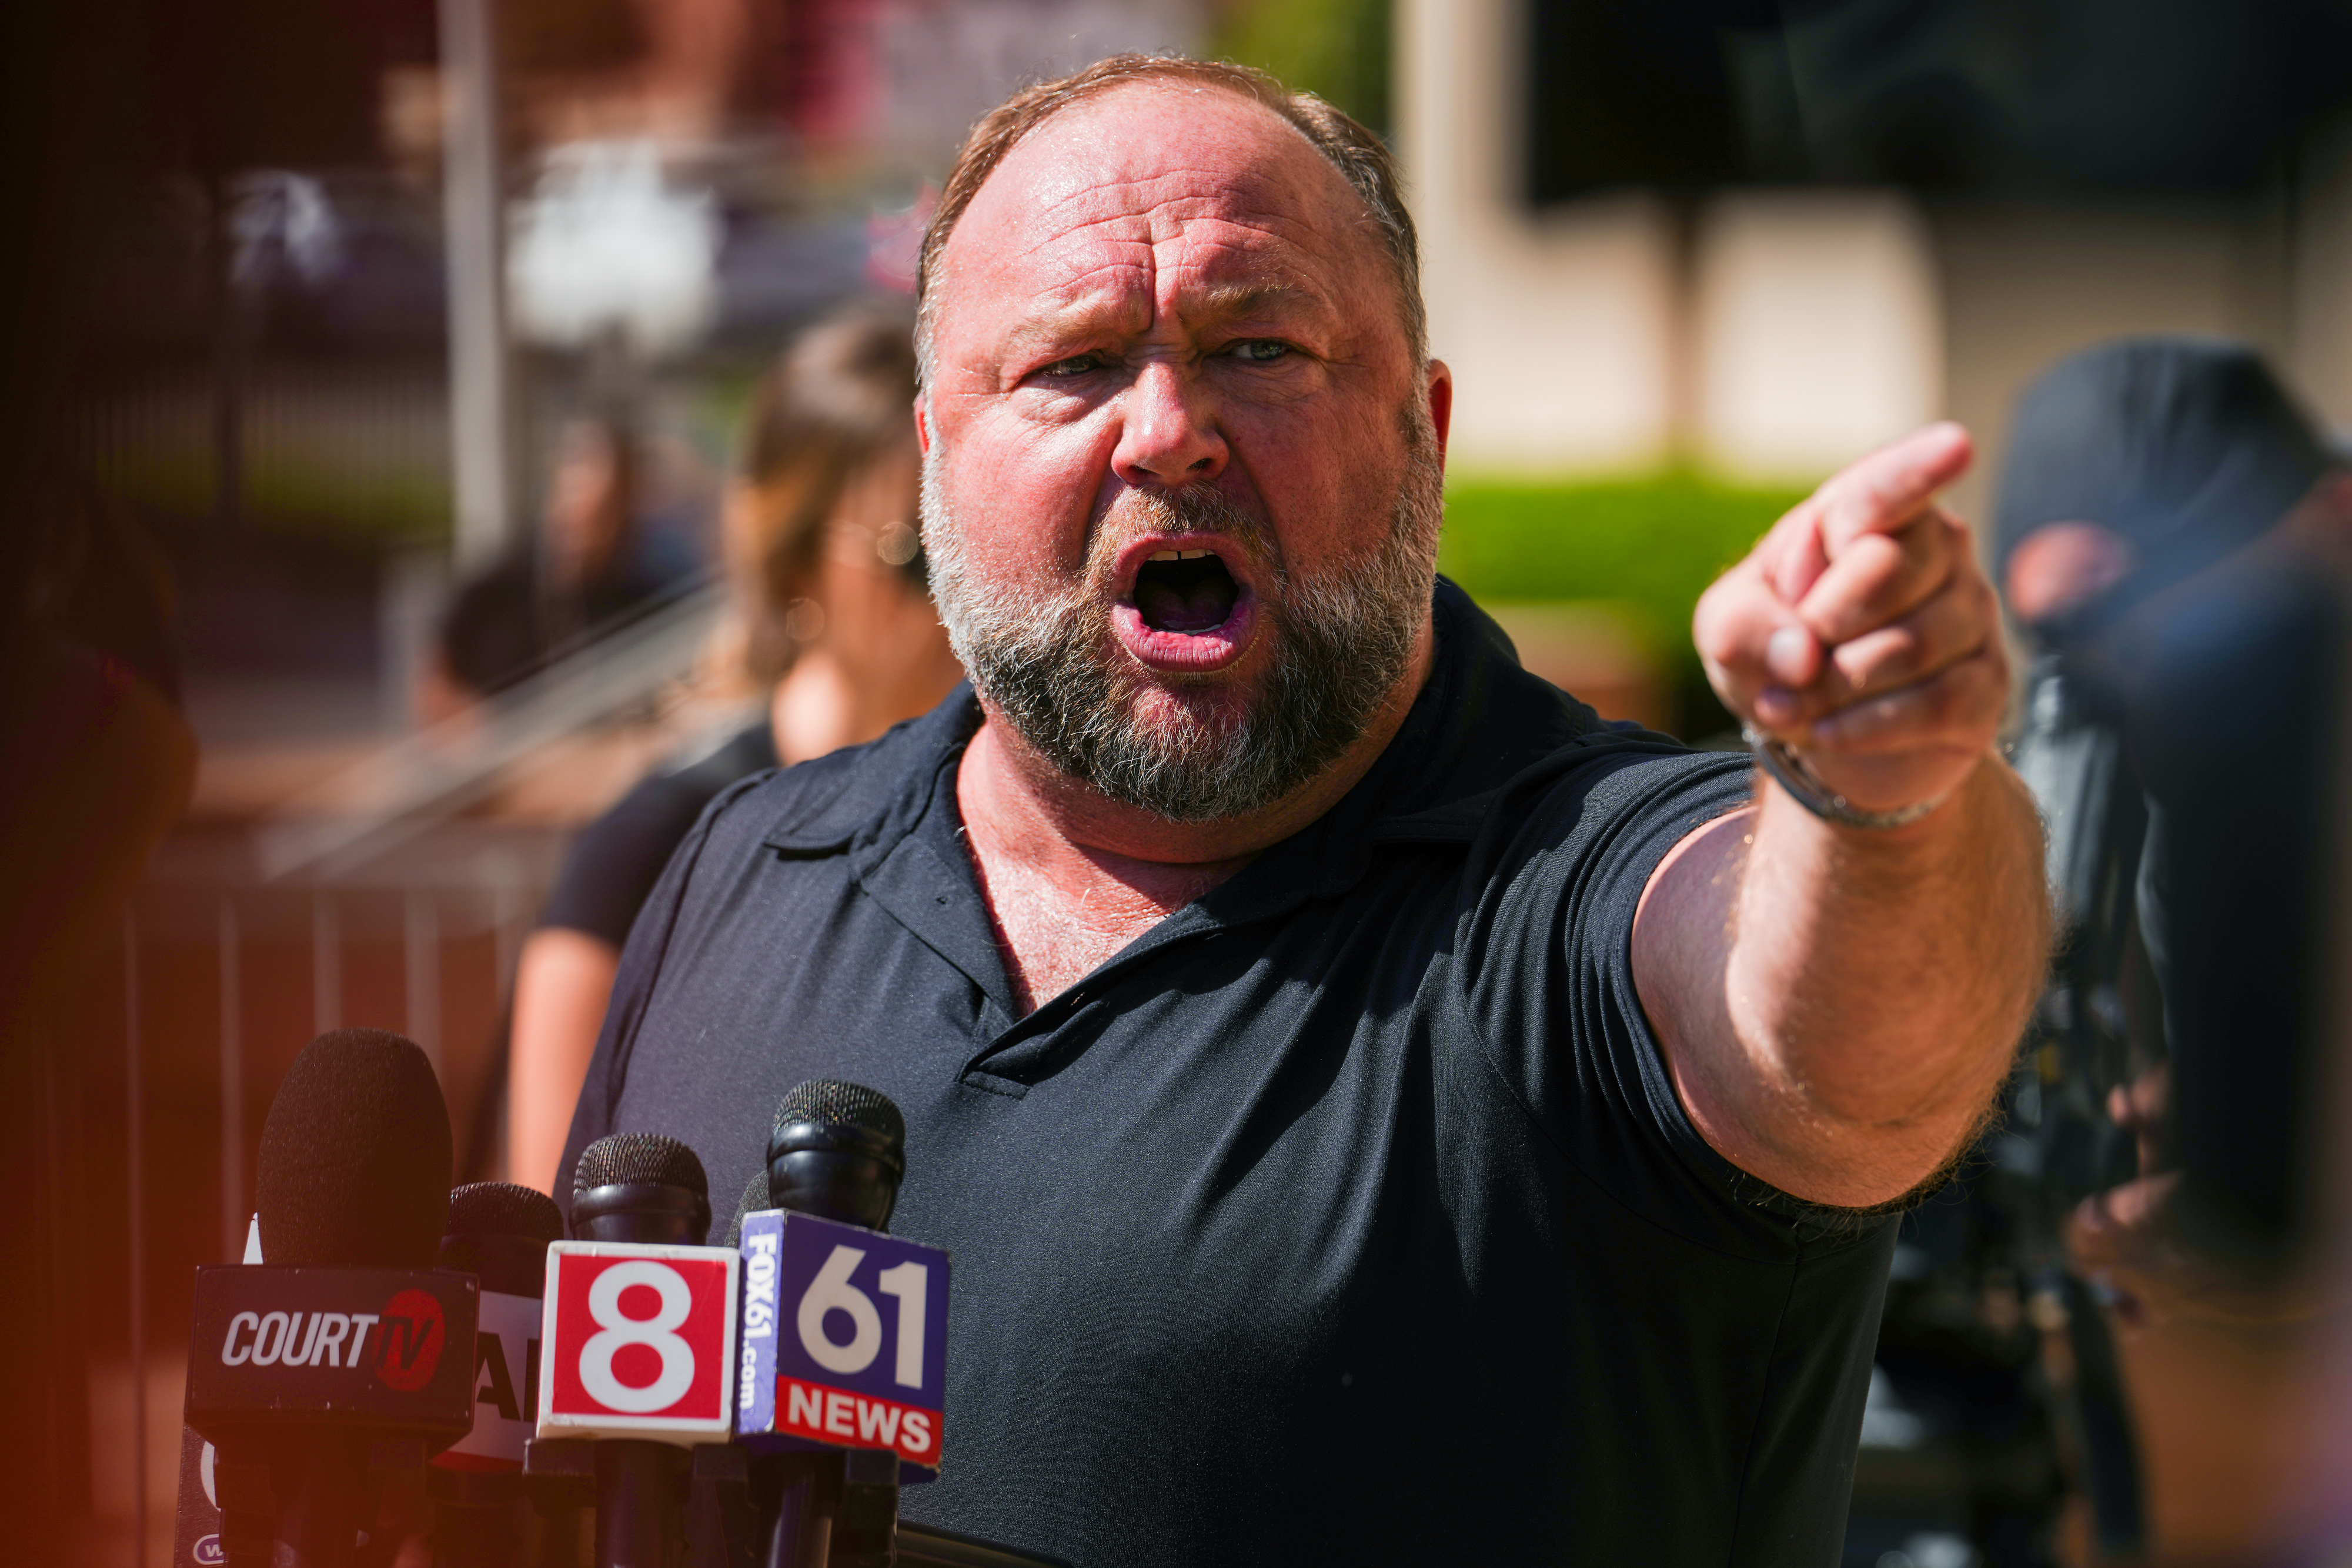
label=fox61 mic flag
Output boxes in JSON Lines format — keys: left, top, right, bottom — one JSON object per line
{"left": 536, "top": 1240, "right": 738, "bottom": 1443}
{"left": 736, "top": 1209, "right": 948, "bottom": 1470}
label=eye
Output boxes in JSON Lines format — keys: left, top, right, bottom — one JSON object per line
{"left": 1038, "top": 353, "right": 1108, "bottom": 379}
{"left": 1228, "top": 339, "right": 1292, "bottom": 364}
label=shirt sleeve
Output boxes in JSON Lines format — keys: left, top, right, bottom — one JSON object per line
{"left": 1456, "top": 740, "right": 1849, "bottom": 1258}
{"left": 539, "top": 721, "right": 781, "bottom": 947}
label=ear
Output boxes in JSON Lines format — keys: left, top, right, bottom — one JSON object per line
{"left": 914, "top": 395, "right": 933, "bottom": 456}
{"left": 1425, "top": 360, "right": 1454, "bottom": 468}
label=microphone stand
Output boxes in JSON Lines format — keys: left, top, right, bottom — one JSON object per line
{"left": 747, "top": 1086, "right": 906, "bottom": 1568}
{"left": 559, "top": 1168, "right": 711, "bottom": 1568}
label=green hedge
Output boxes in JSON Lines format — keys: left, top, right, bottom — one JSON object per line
{"left": 1438, "top": 469, "right": 1810, "bottom": 735}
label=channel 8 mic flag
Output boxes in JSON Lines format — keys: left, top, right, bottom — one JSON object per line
{"left": 737, "top": 1209, "right": 949, "bottom": 1472}
{"left": 536, "top": 1239, "right": 740, "bottom": 1442}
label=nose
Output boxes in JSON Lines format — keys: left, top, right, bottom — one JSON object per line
{"left": 1110, "top": 360, "right": 1227, "bottom": 489}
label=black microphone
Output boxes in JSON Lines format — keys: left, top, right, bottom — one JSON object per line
{"left": 182, "top": 1028, "right": 477, "bottom": 1568}
{"left": 730, "top": 1087, "right": 1059, "bottom": 1568}
{"left": 756, "top": 1082, "right": 908, "bottom": 1568}
{"left": 574, "top": 1131, "right": 715, "bottom": 1246}
{"left": 431, "top": 1181, "right": 564, "bottom": 1568}
{"left": 549, "top": 1133, "right": 716, "bottom": 1568}
{"left": 766, "top": 1079, "right": 906, "bottom": 1233}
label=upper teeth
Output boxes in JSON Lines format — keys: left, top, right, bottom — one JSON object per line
{"left": 1147, "top": 549, "right": 1214, "bottom": 561}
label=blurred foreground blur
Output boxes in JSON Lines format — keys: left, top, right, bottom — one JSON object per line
{"left": 10, "top": 1, "right": 2352, "bottom": 1564}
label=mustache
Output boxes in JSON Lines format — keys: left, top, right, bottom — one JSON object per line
{"left": 1085, "top": 485, "right": 1284, "bottom": 587}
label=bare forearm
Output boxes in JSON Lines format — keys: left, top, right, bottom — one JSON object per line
{"left": 1728, "top": 757, "right": 2047, "bottom": 1191}
{"left": 1659, "top": 423, "right": 2048, "bottom": 1205}
{"left": 508, "top": 929, "right": 621, "bottom": 1196}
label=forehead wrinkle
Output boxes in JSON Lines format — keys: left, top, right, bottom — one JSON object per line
{"left": 941, "top": 88, "right": 1391, "bottom": 362}
{"left": 976, "top": 206, "right": 1338, "bottom": 342}
{"left": 1004, "top": 200, "right": 1327, "bottom": 302}
{"left": 1029, "top": 166, "right": 1335, "bottom": 240}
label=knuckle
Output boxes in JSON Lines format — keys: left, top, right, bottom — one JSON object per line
{"left": 1906, "top": 526, "right": 1950, "bottom": 579}
{"left": 1852, "top": 534, "right": 1907, "bottom": 589}
{"left": 1879, "top": 631, "right": 1925, "bottom": 684}
{"left": 1840, "top": 630, "right": 1915, "bottom": 693}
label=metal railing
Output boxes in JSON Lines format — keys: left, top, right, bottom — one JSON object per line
{"left": 257, "top": 580, "right": 724, "bottom": 881}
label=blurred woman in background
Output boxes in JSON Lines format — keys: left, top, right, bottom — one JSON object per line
{"left": 506, "top": 306, "right": 961, "bottom": 1194}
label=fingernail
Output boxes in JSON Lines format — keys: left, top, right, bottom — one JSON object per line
{"left": 1755, "top": 687, "right": 1795, "bottom": 724}
{"left": 1765, "top": 625, "right": 1812, "bottom": 683}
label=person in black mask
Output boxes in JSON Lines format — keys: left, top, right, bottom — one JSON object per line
{"left": 1850, "top": 338, "right": 2347, "bottom": 1568}
{"left": 1997, "top": 335, "right": 2348, "bottom": 1323}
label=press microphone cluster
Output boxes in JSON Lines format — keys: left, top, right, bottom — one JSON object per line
{"left": 178, "top": 1029, "right": 1061, "bottom": 1567}
{"left": 525, "top": 1082, "right": 947, "bottom": 1568}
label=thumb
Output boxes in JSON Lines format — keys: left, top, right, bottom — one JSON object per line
{"left": 1764, "top": 623, "right": 1820, "bottom": 689}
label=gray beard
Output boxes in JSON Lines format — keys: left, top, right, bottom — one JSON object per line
{"left": 922, "top": 406, "right": 1445, "bottom": 823}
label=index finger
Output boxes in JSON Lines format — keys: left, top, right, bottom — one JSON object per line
{"left": 1816, "top": 422, "right": 1974, "bottom": 557}
{"left": 1769, "top": 423, "right": 1976, "bottom": 606}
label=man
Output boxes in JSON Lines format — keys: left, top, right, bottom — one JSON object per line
{"left": 563, "top": 56, "right": 2045, "bottom": 1564}
{"left": 1998, "top": 337, "right": 2347, "bottom": 1324}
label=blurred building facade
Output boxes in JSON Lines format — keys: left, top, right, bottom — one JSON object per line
{"left": 1402, "top": 0, "right": 2352, "bottom": 534}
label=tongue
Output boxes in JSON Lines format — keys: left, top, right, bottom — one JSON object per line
{"left": 1137, "top": 575, "right": 1237, "bottom": 634}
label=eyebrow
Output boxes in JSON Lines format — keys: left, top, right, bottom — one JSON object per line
{"left": 1179, "top": 280, "right": 1325, "bottom": 326}
{"left": 998, "top": 278, "right": 1332, "bottom": 359}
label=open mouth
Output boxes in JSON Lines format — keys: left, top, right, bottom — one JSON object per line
{"left": 1111, "top": 538, "right": 1258, "bottom": 673}
{"left": 1134, "top": 548, "right": 1241, "bottom": 634}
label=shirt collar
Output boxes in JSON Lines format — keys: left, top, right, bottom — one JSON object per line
{"left": 761, "top": 577, "right": 1615, "bottom": 924}
{"left": 1189, "top": 577, "right": 1607, "bottom": 924}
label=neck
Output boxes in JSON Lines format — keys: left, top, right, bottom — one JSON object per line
{"left": 953, "top": 618, "right": 1434, "bottom": 1015}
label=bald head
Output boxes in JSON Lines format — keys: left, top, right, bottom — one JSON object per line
{"left": 932, "top": 83, "right": 1409, "bottom": 411}
{"left": 915, "top": 55, "right": 1424, "bottom": 388}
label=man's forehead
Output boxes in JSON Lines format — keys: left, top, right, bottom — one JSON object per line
{"left": 943, "top": 84, "right": 1369, "bottom": 310}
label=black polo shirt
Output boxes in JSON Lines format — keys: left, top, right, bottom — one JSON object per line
{"left": 563, "top": 580, "right": 1895, "bottom": 1567}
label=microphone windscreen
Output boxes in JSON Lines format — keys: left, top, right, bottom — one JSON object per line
{"left": 446, "top": 1180, "right": 562, "bottom": 1243}
{"left": 773, "top": 1079, "right": 905, "bottom": 1165}
{"left": 572, "top": 1131, "right": 709, "bottom": 1201}
{"left": 256, "top": 1028, "right": 452, "bottom": 1269}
